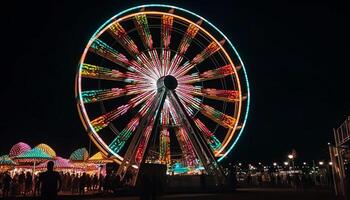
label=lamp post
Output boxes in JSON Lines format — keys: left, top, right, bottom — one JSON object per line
{"left": 288, "top": 154, "right": 295, "bottom": 171}
{"left": 284, "top": 161, "right": 289, "bottom": 171}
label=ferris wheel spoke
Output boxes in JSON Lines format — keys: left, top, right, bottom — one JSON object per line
{"left": 159, "top": 128, "right": 170, "bottom": 164}
{"left": 160, "top": 12, "right": 174, "bottom": 76}
{"left": 169, "top": 91, "right": 221, "bottom": 152}
{"left": 175, "top": 127, "right": 199, "bottom": 167}
{"left": 89, "top": 39, "right": 136, "bottom": 71}
{"left": 108, "top": 22, "right": 140, "bottom": 57}
{"left": 81, "top": 63, "right": 153, "bottom": 84}
{"left": 177, "top": 64, "right": 235, "bottom": 84}
{"left": 108, "top": 94, "right": 156, "bottom": 153}
{"left": 159, "top": 101, "right": 171, "bottom": 163}
{"left": 173, "top": 39, "right": 225, "bottom": 78}
{"left": 147, "top": 49, "right": 162, "bottom": 78}
{"left": 176, "top": 92, "right": 236, "bottom": 129}
{"left": 134, "top": 118, "right": 155, "bottom": 166}
{"left": 81, "top": 88, "right": 131, "bottom": 104}
{"left": 161, "top": 10, "right": 174, "bottom": 49}
{"left": 90, "top": 90, "right": 156, "bottom": 132}
{"left": 109, "top": 117, "right": 140, "bottom": 154}
{"left": 81, "top": 82, "right": 154, "bottom": 104}
{"left": 199, "top": 104, "right": 236, "bottom": 129}
{"left": 161, "top": 49, "right": 171, "bottom": 76}
{"left": 177, "top": 84, "right": 240, "bottom": 102}
{"left": 193, "top": 118, "right": 222, "bottom": 152}
{"left": 132, "top": 52, "right": 159, "bottom": 79}
{"left": 107, "top": 21, "right": 160, "bottom": 79}
{"left": 168, "top": 21, "right": 202, "bottom": 76}
{"left": 168, "top": 90, "right": 226, "bottom": 181}
{"left": 134, "top": 13, "right": 153, "bottom": 50}
{"left": 168, "top": 98, "right": 198, "bottom": 165}
{"left": 133, "top": 13, "right": 165, "bottom": 78}
{"left": 81, "top": 63, "right": 129, "bottom": 82}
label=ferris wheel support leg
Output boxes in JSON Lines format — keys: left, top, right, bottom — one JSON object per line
{"left": 116, "top": 89, "right": 167, "bottom": 186}
{"left": 168, "top": 90, "right": 226, "bottom": 186}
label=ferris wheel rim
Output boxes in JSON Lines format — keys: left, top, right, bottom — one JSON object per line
{"left": 75, "top": 4, "right": 250, "bottom": 163}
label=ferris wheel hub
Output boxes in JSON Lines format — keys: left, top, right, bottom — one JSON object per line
{"left": 157, "top": 75, "right": 178, "bottom": 90}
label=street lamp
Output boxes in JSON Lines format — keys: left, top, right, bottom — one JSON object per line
{"left": 319, "top": 161, "right": 324, "bottom": 166}
{"left": 328, "top": 162, "right": 332, "bottom": 165}
{"left": 288, "top": 154, "right": 295, "bottom": 171}
{"left": 273, "top": 162, "right": 277, "bottom": 166}
{"left": 284, "top": 162, "right": 289, "bottom": 166}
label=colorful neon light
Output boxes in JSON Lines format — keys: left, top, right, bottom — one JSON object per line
{"left": 76, "top": 5, "right": 250, "bottom": 166}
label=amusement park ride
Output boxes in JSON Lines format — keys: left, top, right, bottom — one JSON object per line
{"left": 75, "top": 4, "right": 250, "bottom": 186}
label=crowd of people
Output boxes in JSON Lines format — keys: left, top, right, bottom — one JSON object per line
{"left": 236, "top": 171, "right": 332, "bottom": 189}
{"left": 1, "top": 162, "right": 347, "bottom": 199}
{"left": 0, "top": 171, "right": 33, "bottom": 197}
{"left": 0, "top": 163, "right": 128, "bottom": 198}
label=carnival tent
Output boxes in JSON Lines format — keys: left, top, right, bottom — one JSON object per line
{"left": 0, "top": 154, "right": 16, "bottom": 172}
{"left": 12, "top": 147, "right": 53, "bottom": 178}
{"left": 36, "top": 143, "right": 56, "bottom": 157}
{"left": 69, "top": 148, "right": 89, "bottom": 162}
{"left": 87, "top": 152, "right": 113, "bottom": 164}
{"left": 0, "top": 155, "right": 16, "bottom": 166}
{"left": 9, "top": 142, "right": 31, "bottom": 158}
{"left": 36, "top": 157, "right": 75, "bottom": 170}
{"left": 0, "top": 155, "right": 16, "bottom": 165}
{"left": 13, "top": 147, "right": 52, "bottom": 163}
{"left": 0, "top": 155, "right": 16, "bottom": 172}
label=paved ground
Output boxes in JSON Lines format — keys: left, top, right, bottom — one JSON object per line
{"left": 2, "top": 188, "right": 337, "bottom": 200}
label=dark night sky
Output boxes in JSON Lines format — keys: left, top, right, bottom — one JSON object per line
{"left": 1, "top": 1, "right": 349, "bottom": 164}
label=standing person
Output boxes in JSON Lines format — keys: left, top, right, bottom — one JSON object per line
{"left": 92, "top": 173, "right": 98, "bottom": 190}
{"left": 11, "top": 174, "right": 19, "bottom": 196}
{"left": 33, "top": 175, "right": 40, "bottom": 196}
{"left": 72, "top": 174, "right": 79, "bottom": 194}
{"left": 87, "top": 174, "right": 92, "bottom": 191}
{"left": 39, "top": 161, "right": 62, "bottom": 200}
{"left": 24, "top": 172, "right": 32, "bottom": 196}
{"left": 2, "top": 171, "right": 11, "bottom": 198}
{"left": 98, "top": 174, "right": 104, "bottom": 192}
{"left": 18, "top": 171, "right": 25, "bottom": 195}
{"left": 79, "top": 172, "right": 87, "bottom": 195}
{"left": 66, "top": 173, "right": 72, "bottom": 192}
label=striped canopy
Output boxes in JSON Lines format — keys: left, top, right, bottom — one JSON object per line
{"left": 88, "top": 152, "right": 113, "bottom": 164}
{"left": 36, "top": 143, "right": 56, "bottom": 157}
{"left": 0, "top": 155, "right": 16, "bottom": 166}
{"left": 36, "top": 157, "right": 76, "bottom": 170}
{"left": 70, "top": 148, "right": 89, "bottom": 162}
{"left": 13, "top": 147, "right": 52, "bottom": 163}
{"left": 9, "top": 142, "right": 31, "bottom": 157}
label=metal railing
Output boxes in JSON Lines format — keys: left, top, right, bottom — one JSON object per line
{"left": 334, "top": 116, "right": 350, "bottom": 146}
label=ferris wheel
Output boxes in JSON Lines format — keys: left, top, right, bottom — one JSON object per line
{"left": 76, "top": 4, "right": 250, "bottom": 185}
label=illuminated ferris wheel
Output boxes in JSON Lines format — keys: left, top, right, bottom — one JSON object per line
{"left": 76, "top": 4, "right": 249, "bottom": 184}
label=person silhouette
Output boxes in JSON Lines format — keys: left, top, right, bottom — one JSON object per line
{"left": 79, "top": 172, "right": 87, "bottom": 195}
{"left": 2, "top": 171, "right": 11, "bottom": 198}
{"left": 39, "top": 161, "right": 62, "bottom": 200}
